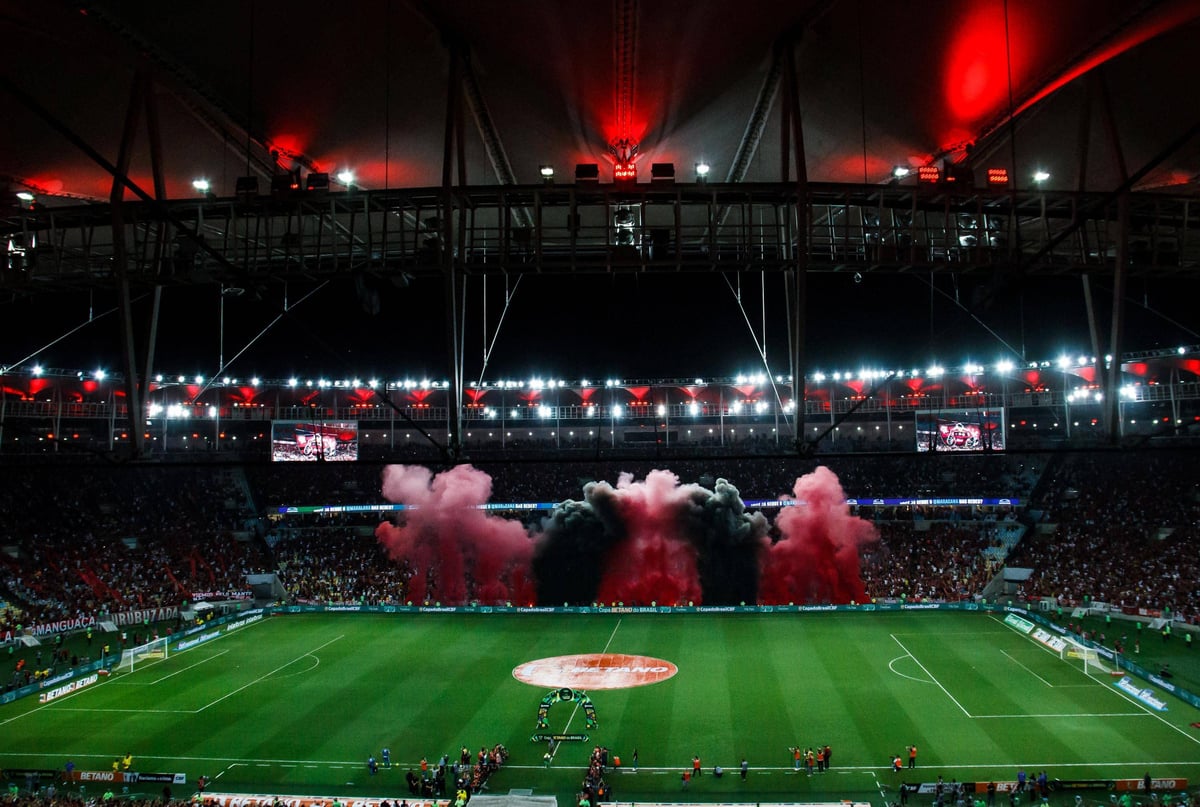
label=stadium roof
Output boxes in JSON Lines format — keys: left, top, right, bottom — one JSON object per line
{"left": 1, "top": 0, "right": 1199, "bottom": 382}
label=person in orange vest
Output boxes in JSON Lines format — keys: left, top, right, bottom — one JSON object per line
{"left": 791, "top": 746, "right": 802, "bottom": 770}
{"left": 816, "top": 747, "right": 825, "bottom": 772}
{"left": 909, "top": 745, "right": 917, "bottom": 768}
{"left": 893, "top": 754, "right": 903, "bottom": 773}
{"left": 692, "top": 755, "right": 702, "bottom": 778}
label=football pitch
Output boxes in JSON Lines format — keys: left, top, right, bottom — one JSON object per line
{"left": 3, "top": 611, "right": 1199, "bottom": 804}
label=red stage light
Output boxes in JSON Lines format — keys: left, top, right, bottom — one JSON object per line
{"left": 987, "top": 167, "right": 1010, "bottom": 186}
{"left": 614, "top": 162, "right": 636, "bottom": 182}
{"left": 917, "top": 165, "right": 940, "bottom": 184}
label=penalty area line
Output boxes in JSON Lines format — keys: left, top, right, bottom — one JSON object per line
{"left": 891, "top": 634, "right": 972, "bottom": 718}
{"left": 194, "top": 634, "right": 345, "bottom": 713}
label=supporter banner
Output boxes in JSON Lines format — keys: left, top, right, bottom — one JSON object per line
{"left": 1047, "top": 780, "right": 1117, "bottom": 791}
{"left": 192, "top": 591, "right": 253, "bottom": 602}
{"left": 113, "top": 607, "right": 180, "bottom": 627}
{"left": 531, "top": 732, "right": 589, "bottom": 742}
{"left": 7, "top": 615, "right": 98, "bottom": 642}
{"left": 1121, "top": 606, "right": 1164, "bottom": 618}
{"left": 202, "top": 795, "right": 447, "bottom": 807}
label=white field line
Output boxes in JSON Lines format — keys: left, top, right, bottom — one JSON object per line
{"left": 890, "top": 633, "right": 972, "bottom": 717}
{"left": 1000, "top": 649, "right": 1054, "bottom": 687}
{"left": 550, "top": 618, "right": 622, "bottom": 763}
{"left": 888, "top": 655, "right": 935, "bottom": 684}
{"left": 990, "top": 614, "right": 1200, "bottom": 745}
{"left": 194, "top": 634, "right": 345, "bottom": 713}
{"left": 972, "top": 712, "right": 1148, "bottom": 718}
{"left": 140, "top": 649, "right": 231, "bottom": 686}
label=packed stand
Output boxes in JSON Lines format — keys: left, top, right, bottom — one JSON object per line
{"left": 1006, "top": 450, "right": 1200, "bottom": 622}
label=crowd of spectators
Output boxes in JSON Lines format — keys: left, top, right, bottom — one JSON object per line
{"left": 2, "top": 448, "right": 1198, "bottom": 645}
{"left": 1007, "top": 451, "right": 1200, "bottom": 619}
{"left": 0, "top": 465, "right": 271, "bottom": 633}
{"left": 861, "top": 522, "right": 1005, "bottom": 602}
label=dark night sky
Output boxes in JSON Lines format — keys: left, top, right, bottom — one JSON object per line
{"left": 4, "top": 268, "right": 1197, "bottom": 384}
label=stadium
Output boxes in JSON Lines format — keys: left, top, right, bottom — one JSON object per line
{"left": 2, "top": 4, "right": 1200, "bottom": 807}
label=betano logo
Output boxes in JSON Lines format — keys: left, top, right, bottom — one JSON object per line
{"left": 512, "top": 653, "right": 678, "bottom": 690}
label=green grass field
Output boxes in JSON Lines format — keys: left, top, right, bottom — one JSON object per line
{"left": 4, "top": 611, "right": 1199, "bottom": 805}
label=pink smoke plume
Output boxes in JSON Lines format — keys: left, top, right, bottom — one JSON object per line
{"left": 758, "top": 466, "right": 877, "bottom": 604}
{"left": 375, "top": 464, "right": 535, "bottom": 605}
{"left": 593, "top": 469, "right": 704, "bottom": 606}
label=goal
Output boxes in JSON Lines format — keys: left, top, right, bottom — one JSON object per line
{"left": 1059, "top": 637, "right": 1116, "bottom": 676}
{"left": 117, "top": 636, "right": 169, "bottom": 673}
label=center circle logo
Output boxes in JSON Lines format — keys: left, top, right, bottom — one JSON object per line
{"left": 513, "top": 653, "right": 678, "bottom": 690}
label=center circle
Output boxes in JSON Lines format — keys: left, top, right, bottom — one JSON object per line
{"left": 512, "top": 653, "right": 678, "bottom": 690}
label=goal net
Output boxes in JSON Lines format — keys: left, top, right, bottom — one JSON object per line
{"left": 117, "top": 636, "right": 169, "bottom": 673}
{"left": 1059, "top": 636, "right": 1115, "bottom": 675}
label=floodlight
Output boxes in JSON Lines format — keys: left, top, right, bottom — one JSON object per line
{"left": 539, "top": 165, "right": 555, "bottom": 178}
{"left": 995, "top": 360, "right": 1015, "bottom": 373}
{"left": 251, "top": 377, "right": 261, "bottom": 386}
{"left": 192, "top": 179, "right": 211, "bottom": 193}
{"left": 16, "top": 191, "right": 34, "bottom": 201}
{"left": 336, "top": 170, "right": 355, "bottom": 186}
{"left": 32, "top": 364, "right": 43, "bottom": 375}
{"left": 94, "top": 369, "right": 106, "bottom": 381}
{"left": 1056, "top": 356, "right": 1070, "bottom": 370}
{"left": 695, "top": 162, "right": 711, "bottom": 181}
{"left": 1033, "top": 170, "right": 1050, "bottom": 183}
{"left": 892, "top": 165, "right": 911, "bottom": 179}
{"left": 656, "top": 404, "right": 666, "bottom": 416}
{"left": 195, "top": 375, "right": 204, "bottom": 384}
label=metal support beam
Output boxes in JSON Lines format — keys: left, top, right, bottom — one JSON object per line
{"left": 110, "top": 69, "right": 149, "bottom": 459}
{"left": 781, "top": 42, "right": 810, "bottom": 454}
{"left": 442, "top": 45, "right": 465, "bottom": 461}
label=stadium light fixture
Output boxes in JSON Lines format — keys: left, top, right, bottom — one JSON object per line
{"left": 695, "top": 162, "right": 711, "bottom": 181}
{"left": 892, "top": 165, "right": 911, "bottom": 179}
{"left": 336, "top": 169, "right": 355, "bottom": 186}
{"left": 16, "top": 191, "right": 35, "bottom": 201}
{"left": 926, "top": 366, "right": 944, "bottom": 377}
{"left": 688, "top": 402, "right": 700, "bottom": 416}
{"left": 1033, "top": 169, "right": 1050, "bottom": 183}
{"left": 251, "top": 377, "right": 261, "bottom": 386}
{"left": 94, "top": 369, "right": 106, "bottom": 380}
{"left": 656, "top": 404, "right": 666, "bottom": 416}
{"left": 538, "top": 405, "right": 552, "bottom": 418}
{"left": 812, "top": 372, "right": 825, "bottom": 382}
{"left": 194, "top": 375, "right": 204, "bottom": 384}
{"left": 191, "top": 179, "right": 210, "bottom": 194}
{"left": 1056, "top": 355, "right": 1070, "bottom": 370}
{"left": 539, "top": 165, "right": 554, "bottom": 184}
{"left": 996, "top": 360, "right": 1014, "bottom": 373}
{"left": 612, "top": 404, "right": 623, "bottom": 418}
{"left": 288, "top": 378, "right": 298, "bottom": 387}
{"left": 32, "top": 364, "right": 43, "bottom": 376}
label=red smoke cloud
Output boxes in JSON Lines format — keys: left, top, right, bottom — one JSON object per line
{"left": 758, "top": 466, "right": 877, "bottom": 605}
{"left": 375, "top": 465, "right": 535, "bottom": 605}
{"left": 592, "top": 470, "right": 703, "bottom": 606}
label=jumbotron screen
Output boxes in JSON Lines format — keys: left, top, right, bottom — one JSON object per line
{"left": 915, "top": 409, "right": 1005, "bottom": 453}
{"left": 270, "top": 420, "right": 359, "bottom": 462}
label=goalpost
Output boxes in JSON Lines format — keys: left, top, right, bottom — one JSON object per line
{"left": 117, "top": 636, "right": 170, "bottom": 673}
{"left": 1059, "top": 636, "right": 1117, "bottom": 676}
